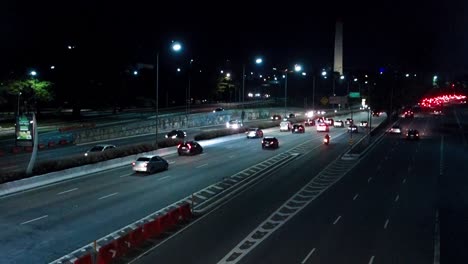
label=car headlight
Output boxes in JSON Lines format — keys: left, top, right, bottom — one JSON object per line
{"left": 171, "top": 135, "right": 177, "bottom": 139}
{"left": 84, "top": 152, "right": 88, "bottom": 156}
{"left": 165, "top": 135, "right": 168, "bottom": 138}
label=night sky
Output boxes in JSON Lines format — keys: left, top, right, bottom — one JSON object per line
{"left": 1, "top": 0, "right": 467, "bottom": 82}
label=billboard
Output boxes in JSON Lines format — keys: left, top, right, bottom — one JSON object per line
{"left": 16, "top": 114, "right": 34, "bottom": 146}
{"left": 329, "top": 96, "right": 348, "bottom": 105}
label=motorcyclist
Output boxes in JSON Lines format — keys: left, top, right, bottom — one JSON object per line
{"left": 324, "top": 134, "right": 330, "bottom": 144}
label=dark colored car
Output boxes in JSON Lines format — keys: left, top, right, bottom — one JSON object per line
{"left": 406, "top": 129, "right": 419, "bottom": 140}
{"left": 345, "top": 118, "right": 353, "bottom": 125}
{"left": 334, "top": 120, "right": 344, "bottom": 127}
{"left": 177, "top": 141, "right": 203, "bottom": 155}
{"left": 348, "top": 124, "right": 358, "bottom": 133}
{"left": 292, "top": 124, "right": 305, "bottom": 133}
{"left": 132, "top": 155, "right": 168, "bottom": 174}
{"left": 246, "top": 128, "right": 264, "bottom": 138}
{"left": 289, "top": 113, "right": 296, "bottom": 118}
{"left": 404, "top": 110, "right": 414, "bottom": 118}
{"left": 271, "top": 114, "right": 282, "bottom": 121}
{"left": 262, "top": 137, "right": 279, "bottom": 149}
{"left": 213, "top": 107, "right": 225, "bottom": 113}
{"left": 304, "top": 118, "right": 315, "bottom": 126}
{"left": 165, "top": 129, "right": 186, "bottom": 139}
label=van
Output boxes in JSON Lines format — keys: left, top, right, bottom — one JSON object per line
{"left": 280, "top": 121, "right": 292, "bottom": 132}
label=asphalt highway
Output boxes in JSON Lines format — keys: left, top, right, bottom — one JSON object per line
{"left": 131, "top": 110, "right": 457, "bottom": 264}
{"left": 0, "top": 111, "right": 378, "bottom": 263}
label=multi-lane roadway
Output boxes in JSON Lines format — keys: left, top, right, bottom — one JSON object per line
{"left": 0, "top": 111, "right": 377, "bottom": 263}
{"left": 130, "top": 106, "right": 467, "bottom": 264}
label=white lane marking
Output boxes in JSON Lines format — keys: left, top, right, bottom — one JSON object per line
{"left": 394, "top": 194, "right": 400, "bottom": 202}
{"left": 333, "top": 215, "right": 342, "bottom": 225}
{"left": 119, "top": 173, "right": 133, "bottom": 178}
{"left": 57, "top": 188, "right": 78, "bottom": 195}
{"left": 196, "top": 163, "right": 208, "bottom": 169}
{"left": 20, "top": 215, "right": 48, "bottom": 225}
{"left": 434, "top": 209, "right": 440, "bottom": 264}
{"left": 157, "top": 176, "right": 170, "bottom": 181}
{"left": 353, "top": 193, "right": 359, "bottom": 201}
{"left": 301, "top": 248, "right": 316, "bottom": 264}
{"left": 98, "top": 192, "right": 118, "bottom": 200}
{"left": 369, "top": 256, "right": 375, "bottom": 264}
{"left": 384, "top": 219, "right": 389, "bottom": 229}
{"left": 228, "top": 155, "right": 236, "bottom": 158}
{"left": 168, "top": 161, "right": 176, "bottom": 164}
{"left": 402, "top": 178, "right": 407, "bottom": 184}
{"left": 368, "top": 177, "right": 372, "bottom": 183}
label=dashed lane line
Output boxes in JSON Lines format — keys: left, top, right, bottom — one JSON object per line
{"left": 301, "top": 248, "right": 316, "bottom": 264}
{"left": 98, "top": 192, "right": 118, "bottom": 200}
{"left": 333, "top": 215, "right": 342, "bottom": 225}
{"left": 20, "top": 215, "right": 48, "bottom": 225}
{"left": 57, "top": 188, "right": 78, "bottom": 195}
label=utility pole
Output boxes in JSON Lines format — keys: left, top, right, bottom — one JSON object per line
{"left": 312, "top": 75, "right": 316, "bottom": 110}
{"left": 155, "top": 52, "right": 159, "bottom": 148}
{"left": 242, "top": 64, "right": 246, "bottom": 107}
{"left": 284, "top": 72, "right": 288, "bottom": 117}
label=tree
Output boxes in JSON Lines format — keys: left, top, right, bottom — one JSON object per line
{"left": 0, "top": 79, "right": 54, "bottom": 115}
{"left": 214, "top": 75, "right": 237, "bottom": 102}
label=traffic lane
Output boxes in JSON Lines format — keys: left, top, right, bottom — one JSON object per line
{"left": 0, "top": 119, "right": 364, "bottom": 263}
{"left": 0, "top": 122, "right": 350, "bottom": 223}
{"left": 240, "top": 116, "right": 436, "bottom": 264}
{"left": 0, "top": 111, "right": 375, "bottom": 221}
{"left": 439, "top": 106, "right": 468, "bottom": 263}
{"left": 132, "top": 125, "right": 364, "bottom": 264}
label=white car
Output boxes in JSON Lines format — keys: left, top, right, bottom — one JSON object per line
{"left": 359, "top": 121, "right": 369, "bottom": 127}
{"left": 84, "top": 144, "right": 116, "bottom": 156}
{"left": 334, "top": 120, "right": 344, "bottom": 127}
{"left": 389, "top": 125, "right": 401, "bottom": 134}
{"left": 226, "top": 120, "right": 243, "bottom": 129}
{"left": 280, "top": 121, "right": 292, "bottom": 132}
{"left": 132, "top": 155, "right": 168, "bottom": 174}
{"left": 316, "top": 123, "right": 329, "bottom": 132}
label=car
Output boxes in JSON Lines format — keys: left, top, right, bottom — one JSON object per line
{"left": 359, "top": 121, "right": 369, "bottom": 127}
{"left": 246, "top": 128, "right": 264, "bottom": 138}
{"left": 315, "top": 117, "right": 325, "bottom": 124}
{"left": 345, "top": 118, "right": 353, "bottom": 125}
{"left": 262, "top": 137, "right": 279, "bottom": 149}
{"left": 372, "top": 111, "right": 381, "bottom": 117}
{"left": 289, "top": 113, "right": 296, "bottom": 118}
{"left": 84, "top": 144, "right": 116, "bottom": 156}
{"left": 280, "top": 121, "right": 292, "bottom": 132}
{"left": 389, "top": 125, "right": 402, "bottom": 134}
{"left": 433, "top": 110, "right": 443, "bottom": 115}
{"left": 404, "top": 110, "right": 414, "bottom": 118}
{"left": 213, "top": 107, "right": 224, "bottom": 113}
{"left": 304, "top": 118, "right": 315, "bottom": 126}
{"left": 132, "top": 155, "right": 168, "bottom": 174}
{"left": 316, "top": 123, "right": 330, "bottom": 132}
{"left": 226, "top": 120, "right": 243, "bottom": 129}
{"left": 177, "top": 141, "right": 203, "bottom": 155}
{"left": 324, "top": 118, "right": 334, "bottom": 126}
{"left": 334, "top": 120, "right": 344, "bottom": 127}
{"left": 270, "top": 114, "right": 282, "bottom": 121}
{"left": 406, "top": 129, "right": 419, "bottom": 140}
{"left": 348, "top": 124, "right": 358, "bottom": 133}
{"left": 292, "top": 124, "right": 305, "bottom": 133}
{"left": 165, "top": 129, "right": 186, "bottom": 139}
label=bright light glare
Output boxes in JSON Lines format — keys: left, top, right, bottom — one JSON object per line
{"left": 405, "top": 73, "right": 410, "bottom": 77}
{"left": 340, "top": 75, "right": 345, "bottom": 80}
{"left": 133, "top": 70, "right": 138, "bottom": 75}
{"left": 321, "top": 71, "right": 327, "bottom": 76}
{"left": 226, "top": 73, "right": 231, "bottom": 77}
{"left": 177, "top": 68, "right": 181, "bottom": 72}
{"left": 50, "top": 65, "right": 55, "bottom": 69}
{"left": 294, "top": 64, "right": 302, "bottom": 72}
{"left": 248, "top": 92, "right": 254, "bottom": 97}
{"left": 255, "top": 58, "right": 263, "bottom": 64}
{"left": 30, "top": 71, "right": 37, "bottom": 76}
{"left": 302, "top": 72, "right": 307, "bottom": 76}
{"left": 354, "top": 78, "right": 358, "bottom": 82}
{"left": 172, "top": 42, "right": 182, "bottom": 51}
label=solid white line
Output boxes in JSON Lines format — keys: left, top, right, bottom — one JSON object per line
{"left": 157, "top": 176, "right": 170, "bottom": 181}
{"left": 57, "top": 188, "right": 78, "bottom": 195}
{"left": 168, "top": 161, "right": 176, "bottom": 164}
{"left": 353, "top": 193, "right": 359, "bottom": 201}
{"left": 333, "top": 215, "right": 342, "bottom": 225}
{"left": 196, "top": 163, "right": 208, "bottom": 169}
{"left": 301, "top": 248, "right": 316, "bottom": 264}
{"left": 369, "top": 256, "right": 375, "bottom": 264}
{"left": 395, "top": 194, "right": 400, "bottom": 202}
{"left": 20, "top": 215, "right": 48, "bottom": 225}
{"left": 98, "top": 192, "right": 118, "bottom": 200}
{"left": 384, "top": 219, "right": 389, "bottom": 229}
{"left": 228, "top": 155, "right": 236, "bottom": 158}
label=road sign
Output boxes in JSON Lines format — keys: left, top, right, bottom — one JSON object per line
{"left": 329, "top": 96, "right": 348, "bottom": 105}
{"left": 320, "top": 97, "right": 329, "bottom": 105}
{"left": 349, "top": 92, "right": 361, "bottom": 98}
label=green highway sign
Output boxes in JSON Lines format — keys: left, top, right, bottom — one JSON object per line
{"left": 349, "top": 92, "right": 361, "bottom": 98}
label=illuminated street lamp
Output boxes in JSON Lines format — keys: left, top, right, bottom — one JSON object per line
{"left": 255, "top": 58, "right": 263, "bottom": 64}
{"left": 340, "top": 75, "right": 345, "bottom": 80}
{"left": 321, "top": 70, "right": 327, "bottom": 76}
{"left": 172, "top": 42, "right": 182, "bottom": 52}
{"left": 30, "top": 70, "right": 37, "bottom": 76}
{"left": 294, "top": 64, "right": 302, "bottom": 72}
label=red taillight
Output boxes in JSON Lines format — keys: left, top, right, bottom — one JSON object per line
{"left": 188, "top": 144, "right": 192, "bottom": 150}
{"left": 177, "top": 144, "right": 181, "bottom": 148}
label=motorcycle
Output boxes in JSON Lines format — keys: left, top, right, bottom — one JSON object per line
{"left": 323, "top": 135, "right": 330, "bottom": 145}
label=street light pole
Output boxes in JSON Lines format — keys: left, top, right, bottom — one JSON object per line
{"left": 155, "top": 51, "right": 159, "bottom": 148}
{"left": 284, "top": 72, "right": 288, "bottom": 117}
{"left": 242, "top": 64, "right": 245, "bottom": 106}
{"left": 312, "top": 75, "right": 316, "bottom": 110}
{"left": 17, "top": 92, "right": 22, "bottom": 115}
